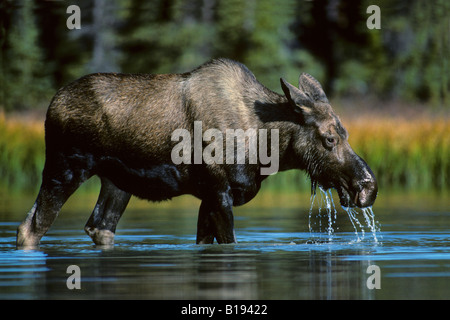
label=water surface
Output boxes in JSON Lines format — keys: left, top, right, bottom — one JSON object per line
{"left": 0, "top": 191, "right": 449, "bottom": 300}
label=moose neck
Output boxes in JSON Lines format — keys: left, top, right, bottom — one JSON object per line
{"left": 248, "top": 89, "right": 307, "bottom": 174}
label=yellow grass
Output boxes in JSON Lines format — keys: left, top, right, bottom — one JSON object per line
{"left": 345, "top": 115, "right": 449, "bottom": 189}
{"left": 0, "top": 111, "right": 448, "bottom": 193}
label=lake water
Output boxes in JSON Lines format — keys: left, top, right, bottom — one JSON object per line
{"left": 0, "top": 190, "right": 449, "bottom": 300}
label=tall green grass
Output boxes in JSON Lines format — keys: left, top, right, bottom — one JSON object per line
{"left": 0, "top": 112, "right": 448, "bottom": 194}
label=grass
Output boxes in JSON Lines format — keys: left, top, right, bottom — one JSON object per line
{"left": 0, "top": 112, "right": 45, "bottom": 193}
{"left": 345, "top": 115, "right": 449, "bottom": 191}
{"left": 0, "top": 110, "right": 448, "bottom": 194}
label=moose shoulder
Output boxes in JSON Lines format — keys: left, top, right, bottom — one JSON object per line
{"left": 17, "top": 58, "right": 377, "bottom": 247}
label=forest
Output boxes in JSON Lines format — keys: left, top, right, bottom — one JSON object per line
{"left": 0, "top": 0, "right": 449, "bottom": 193}
{"left": 1, "top": 0, "right": 449, "bottom": 110}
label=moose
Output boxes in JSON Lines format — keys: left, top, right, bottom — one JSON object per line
{"left": 17, "top": 58, "right": 377, "bottom": 247}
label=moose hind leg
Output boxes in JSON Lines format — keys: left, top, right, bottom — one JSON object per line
{"left": 85, "top": 177, "right": 131, "bottom": 245}
{"left": 17, "top": 167, "right": 86, "bottom": 247}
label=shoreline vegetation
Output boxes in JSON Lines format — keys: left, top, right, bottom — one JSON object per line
{"left": 0, "top": 102, "right": 449, "bottom": 195}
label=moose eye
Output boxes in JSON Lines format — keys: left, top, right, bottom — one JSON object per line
{"left": 325, "top": 136, "right": 337, "bottom": 149}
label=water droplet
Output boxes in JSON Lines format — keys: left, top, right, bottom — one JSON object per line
{"left": 308, "top": 185, "right": 381, "bottom": 243}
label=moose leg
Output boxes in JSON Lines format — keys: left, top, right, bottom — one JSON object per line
{"left": 17, "top": 164, "right": 87, "bottom": 248}
{"left": 196, "top": 201, "right": 215, "bottom": 244}
{"left": 196, "top": 191, "right": 236, "bottom": 244}
{"left": 84, "top": 177, "right": 131, "bottom": 245}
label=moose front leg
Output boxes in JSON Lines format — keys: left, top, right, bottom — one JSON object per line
{"left": 85, "top": 178, "right": 131, "bottom": 245}
{"left": 196, "top": 192, "right": 237, "bottom": 244}
{"left": 196, "top": 201, "right": 215, "bottom": 244}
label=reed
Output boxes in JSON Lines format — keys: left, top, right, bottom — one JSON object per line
{"left": 0, "top": 112, "right": 448, "bottom": 193}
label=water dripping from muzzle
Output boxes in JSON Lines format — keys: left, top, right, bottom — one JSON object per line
{"left": 308, "top": 186, "right": 338, "bottom": 242}
{"left": 308, "top": 185, "right": 381, "bottom": 243}
{"left": 342, "top": 206, "right": 380, "bottom": 243}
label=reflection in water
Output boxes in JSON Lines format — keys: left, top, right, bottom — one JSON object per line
{"left": 191, "top": 246, "right": 376, "bottom": 300}
{"left": 0, "top": 249, "right": 48, "bottom": 299}
{"left": 0, "top": 234, "right": 378, "bottom": 299}
{"left": 0, "top": 191, "right": 449, "bottom": 299}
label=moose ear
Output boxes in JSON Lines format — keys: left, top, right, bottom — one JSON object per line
{"left": 298, "top": 73, "right": 328, "bottom": 103}
{"left": 280, "top": 78, "right": 314, "bottom": 114}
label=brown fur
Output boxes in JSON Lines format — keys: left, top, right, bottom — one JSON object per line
{"left": 17, "top": 59, "right": 377, "bottom": 246}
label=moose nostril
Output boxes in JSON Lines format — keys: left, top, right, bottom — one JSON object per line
{"left": 354, "top": 192, "right": 359, "bottom": 205}
{"left": 357, "top": 179, "right": 378, "bottom": 208}
{"left": 368, "top": 179, "right": 378, "bottom": 195}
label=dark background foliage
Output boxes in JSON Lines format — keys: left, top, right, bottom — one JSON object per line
{"left": 1, "top": 0, "right": 448, "bottom": 111}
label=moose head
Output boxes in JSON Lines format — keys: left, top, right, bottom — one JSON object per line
{"left": 281, "top": 74, "right": 378, "bottom": 208}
